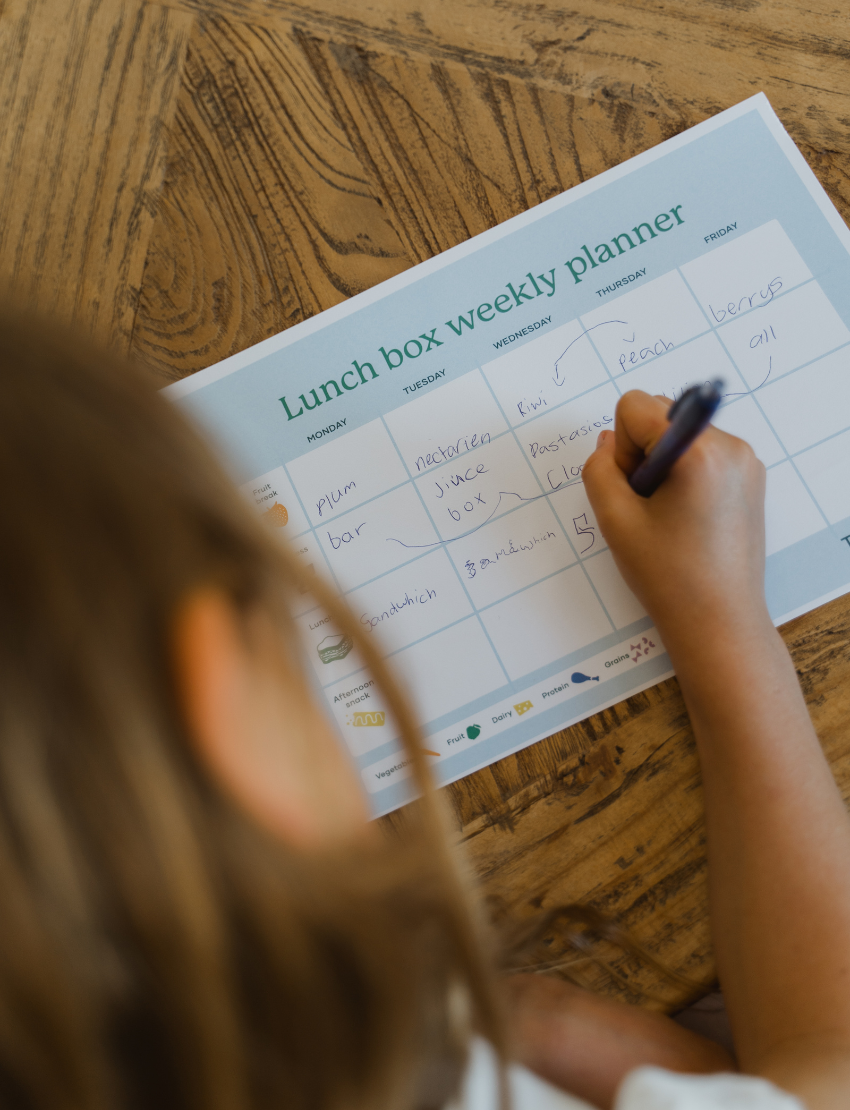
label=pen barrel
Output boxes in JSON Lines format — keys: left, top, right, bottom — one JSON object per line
{"left": 628, "top": 421, "right": 703, "bottom": 497}
{"left": 628, "top": 384, "right": 722, "bottom": 498}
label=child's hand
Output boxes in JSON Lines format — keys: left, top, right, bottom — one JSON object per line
{"left": 582, "top": 390, "right": 770, "bottom": 652}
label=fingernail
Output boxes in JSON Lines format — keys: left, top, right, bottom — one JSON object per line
{"left": 596, "top": 430, "right": 610, "bottom": 447}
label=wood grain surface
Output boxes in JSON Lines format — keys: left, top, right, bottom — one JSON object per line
{"left": 4, "top": 0, "right": 850, "bottom": 1011}
{"left": 0, "top": 0, "right": 191, "bottom": 350}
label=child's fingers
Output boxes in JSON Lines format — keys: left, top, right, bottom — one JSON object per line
{"left": 613, "top": 391, "right": 673, "bottom": 477}
{"left": 582, "top": 423, "right": 634, "bottom": 517}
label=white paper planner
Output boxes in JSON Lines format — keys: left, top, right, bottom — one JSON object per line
{"left": 169, "top": 94, "right": 850, "bottom": 817}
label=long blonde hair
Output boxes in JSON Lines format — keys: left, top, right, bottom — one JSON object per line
{"left": 0, "top": 312, "right": 505, "bottom": 1110}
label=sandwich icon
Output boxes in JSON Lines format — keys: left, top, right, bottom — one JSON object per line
{"left": 317, "top": 632, "right": 354, "bottom": 664}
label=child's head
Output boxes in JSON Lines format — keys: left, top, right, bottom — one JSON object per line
{"left": 0, "top": 312, "right": 499, "bottom": 1110}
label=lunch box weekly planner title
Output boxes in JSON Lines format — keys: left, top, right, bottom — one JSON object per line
{"left": 171, "top": 96, "right": 850, "bottom": 817}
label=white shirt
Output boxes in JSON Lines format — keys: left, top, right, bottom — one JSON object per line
{"left": 451, "top": 1039, "right": 805, "bottom": 1110}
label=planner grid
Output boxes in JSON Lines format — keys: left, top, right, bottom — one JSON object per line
{"left": 242, "top": 218, "right": 850, "bottom": 808}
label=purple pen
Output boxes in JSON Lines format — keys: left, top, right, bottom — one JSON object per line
{"left": 628, "top": 380, "right": 724, "bottom": 498}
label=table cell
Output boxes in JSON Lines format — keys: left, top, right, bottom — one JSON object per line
{"left": 580, "top": 271, "right": 709, "bottom": 379}
{"left": 317, "top": 484, "right": 439, "bottom": 590}
{"left": 383, "top": 370, "right": 508, "bottom": 475}
{"left": 680, "top": 220, "right": 812, "bottom": 325}
{"left": 583, "top": 550, "right": 646, "bottom": 629}
{"left": 713, "top": 395, "right": 786, "bottom": 467}
{"left": 240, "top": 465, "right": 311, "bottom": 537}
{"left": 795, "top": 429, "right": 850, "bottom": 525}
{"left": 286, "top": 418, "right": 409, "bottom": 527}
{"left": 447, "top": 499, "right": 576, "bottom": 609}
{"left": 480, "top": 564, "right": 612, "bottom": 681}
{"left": 295, "top": 609, "right": 365, "bottom": 686}
{"left": 548, "top": 482, "right": 608, "bottom": 559}
{"left": 415, "top": 434, "right": 540, "bottom": 541}
{"left": 718, "top": 281, "right": 850, "bottom": 391}
{"left": 286, "top": 533, "right": 335, "bottom": 618}
{"left": 323, "top": 668, "right": 399, "bottom": 758}
{"left": 518, "top": 382, "right": 619, "bottom": 491}
{"left": 765, "top": 462, "right": 826, "bottom": 557}
{"left": 481, "top": 318, "right": 610, "bottom": 421}
{"left": 612, "top": 331, "right": 739, "bottom": 403}
{"left": 740, "top": 338, "right": 850, "bottom": 456}
{"left": 346, "top": 549, "right": 473, "bottom": 656}
{"left": 389, "top": 617, "right": 507, "bottom": 727}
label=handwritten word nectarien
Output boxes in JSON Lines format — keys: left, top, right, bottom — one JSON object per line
{"left": 415, "top": 432, "right": 491, "bottom": 472}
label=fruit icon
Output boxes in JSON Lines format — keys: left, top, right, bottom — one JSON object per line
{"left": 317, "top": 632, "right": 353, "bottom": 664}
{"left": 262, "top": 502, "right": 289, "bottom": 527}
{"left": 466, "top": 723, "right": 481, "bottom": 740}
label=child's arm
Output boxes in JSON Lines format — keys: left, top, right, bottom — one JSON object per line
{"left": 582, "top": 390, "right": 850, "bottom": 1109}
{"left": 503, "top": 973, "right": 732, "bottom": 1110}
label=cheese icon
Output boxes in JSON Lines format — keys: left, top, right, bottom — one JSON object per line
{"left": 352, "top": 711, "right": 385, "bottom": 727}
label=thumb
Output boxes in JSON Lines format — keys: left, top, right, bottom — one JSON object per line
{"left": 614, "top": 390, "right": 673, "bottom": 476}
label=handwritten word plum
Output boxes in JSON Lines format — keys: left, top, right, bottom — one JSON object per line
{"left": 316, "top": 480, "right": 356, "bottom": 518}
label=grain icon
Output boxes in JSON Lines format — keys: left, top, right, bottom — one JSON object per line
{"left": 262, "top": 502, "right": 289, "bottom": 527}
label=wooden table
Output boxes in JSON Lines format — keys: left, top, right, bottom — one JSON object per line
{"left": 4, "top": 0, "right": 850, "bottom": 1011}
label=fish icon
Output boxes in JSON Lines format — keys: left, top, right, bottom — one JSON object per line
{"left": 571, "top": 671, "right": 600, "bottom": 684}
